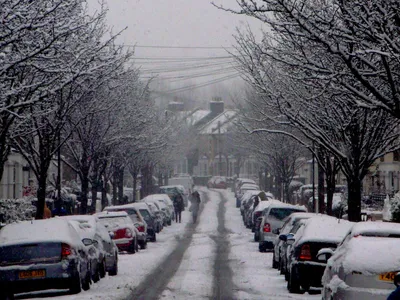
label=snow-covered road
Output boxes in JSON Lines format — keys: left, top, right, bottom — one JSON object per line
{"left": 17, "top": 188, "right": 320, "bottom": 300}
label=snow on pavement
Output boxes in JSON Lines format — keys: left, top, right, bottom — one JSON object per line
{"left": 159, "top": 188, "right": 221, "bottom": 299}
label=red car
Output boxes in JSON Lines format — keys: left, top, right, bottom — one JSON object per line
{"left": 96, "top": 211, "right": 139, "bottom": 254}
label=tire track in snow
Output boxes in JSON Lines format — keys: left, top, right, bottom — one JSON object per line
{"left": 126, "top": 191, "right": 209, "bottom": 300}
{"left": 212, "top": 190, "right": 235, "bottom": 300}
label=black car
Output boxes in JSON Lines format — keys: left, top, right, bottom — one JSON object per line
{"left": 285, "top": 216, "right": 353, "bottom": 293}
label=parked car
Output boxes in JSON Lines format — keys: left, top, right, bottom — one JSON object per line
{"left": 145, "top": 201, "right": 164, "bottom": 232}
{"left": 103, "top": 204, "right": 149, "bottom": 248}
{"left": 0, "top": 218, "right": 91, "bottom": 298}
{"left": 285, "top": 216, "right": 353, "bottom": 293}
{"left": 251, "top": 200, "right": 273, "bottom": 233}
{"left": 143, "top": 193, "right": 175, "bottom": 222}
{"left": 321, "top": 222, "right": 400, "bottom": 300}
{"left": 62, "top": 215, "right": 119, "bottom": 277}
{"left": 272, "top": 212, "right": 316, "bottom": 270}
{"left": 96, "top": 211, "right": 139, "bottom": 254}
{"left": 258, "top": 201, "right": 307, "bottom": 252}
{"left": 239, "top": 190, "right": 261, "bottom": 215}
{"left": 278, "top": 218, "right": 309, "bottom": 280}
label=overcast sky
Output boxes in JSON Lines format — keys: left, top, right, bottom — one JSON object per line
{"left": 89, "top": 0, "right": 264, "bottom": 107}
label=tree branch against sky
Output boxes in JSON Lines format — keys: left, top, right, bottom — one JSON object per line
{"left": 226, "top": 2, "right": 400, "bottom": 221}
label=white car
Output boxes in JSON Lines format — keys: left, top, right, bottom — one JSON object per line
{"left": 321, "top": 222, "right": 400, "bottom": 300}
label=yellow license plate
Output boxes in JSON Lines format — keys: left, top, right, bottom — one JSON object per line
{"left": 19, "top": 269, "right": 46, "bottom": 279}
{"left": 378, "top": 272, "right": 397, "bottom": 282}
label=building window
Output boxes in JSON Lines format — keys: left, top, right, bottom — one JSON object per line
{"left": 380, "top": 156, "right": 385, "bottom": 162}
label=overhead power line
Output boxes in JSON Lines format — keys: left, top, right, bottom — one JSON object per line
{"left": 120, "top": 44, "right": 235, "bottom": 50}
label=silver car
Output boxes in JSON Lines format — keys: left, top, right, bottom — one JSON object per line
{"left": 321, "top": 222, "right": 400, "bottom": 300}
{"left": 258, "top": 201, "right": 307, "bottom": 252}
{"left": 0, "top": 218, "right": 91, "bottom": 298}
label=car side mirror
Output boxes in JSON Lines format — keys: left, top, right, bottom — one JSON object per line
{"left": 82, "top": 238, "right": 93, "bottom": 246}
{"left": 109, "top": 232, "right": 115, "bottom": 239}
{"left": 279, "top": 234, "right": 287, "bottom": 242}
{"left": 286, "top": 233, "right": 295, "bottom": 245}
{"left": 317, "top": 248, "right": 335, "bottom": 262}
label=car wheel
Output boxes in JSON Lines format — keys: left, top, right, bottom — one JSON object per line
{"left": 151, "top": 233, "right": 157, "bottom": 242}
{"left": 287, "top": 267, "right": 301, "bottom": 294}
{"left": 272, "top": 253, "right": 279, "bottom": 269}
{"left": 254, "top": 233, "right": 259, "bottom": 242}
{"left": 92, "top": 263, "right": 100, "bottom": 283}
{"left": 99, "top": 260, "right": 106, "bottom": 279}
{"left": 279, "top": 259, "right": 285, "bottom": 275}
{"left": 135, "top": 239, "right": 139, "bottom": 252}
{"left": 259, "top": 243, "right": 266, "bottom": 253}
{"left": 128, "top": 241, "right": 136, "bottom": 254}
{"left": 82, "top": 269, "right": 91, "bottom": 291}
{"left": 69, "top": 273, "right": 82, "bottom": 294}
{"left": 108, "top": 256, "right": 118, "bottom": 276}
{"left": 140, "top": 240, "right": 147, "bottom": 249}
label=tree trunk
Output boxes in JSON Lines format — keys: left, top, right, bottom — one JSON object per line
{"left": 35, "top": 172, "right": 48, "bottom": 220}
{"left": 347, "top": 178, "right": 362, "bottom": 222}
{"left": 80, "top": 170, "right": 90, "bottom": 215}
{"left": 112, "top": 170, "right": 118, "bottom": 205}
{"left": 318, "top": 162, "right": 325, "bottom": 214}
{"left": 101, "top": 178, "right": 108, "bottom": 210}
{"left": 132, "top": 171, "right": 137, "bottom": 202}
{"left": 88, "top": 184, "right": 96, "bottom": 214}
{"left": 118, "top": 167, "right": 124, "bottom": 204}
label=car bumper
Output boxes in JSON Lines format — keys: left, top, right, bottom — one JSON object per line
{"left": 294, "top": 261, "right": 327, "bottom": 288}
{"left": 114, "top": 238, "right": 134, "bottom": 251}
{"left": 0, "top": 260, "right": 78, "bottom": 294}
{"left": 325, "top": 286, "right": 391, "bottom": 300}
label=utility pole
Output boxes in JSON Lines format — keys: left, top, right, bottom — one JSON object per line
{"left": 218, "top": 121, "right": 222, "bottom": 176}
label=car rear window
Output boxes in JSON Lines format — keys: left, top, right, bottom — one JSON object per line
{"left": 269, "top": 208, "right": 304, "bottom": 221}
{"left": 0, "top": 242, "right": 61, "bottom": 266}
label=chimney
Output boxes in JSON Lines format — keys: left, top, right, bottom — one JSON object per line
{"left": 209, "top": 98, "right": 224, "bottom": 115}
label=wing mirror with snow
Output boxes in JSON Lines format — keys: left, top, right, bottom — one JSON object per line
{"left": 286, "top": 234, "right": 295, "bottom": 245}
{"left": 394, "top": 272, "right": 400, "bottom": 287}
{"left": 317, "top": 248, "right": 335, "bottom": 262}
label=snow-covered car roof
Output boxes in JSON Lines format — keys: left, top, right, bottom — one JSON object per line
{"left": 116, "top": 202, "right": 151, "bottom": 211}
{"left": 350, "top": 221, "right": 400, "bottom": 237}
{"left": 264, "top": 201, "right": 307, "bottom": 211}
{"left": 282, "top": 212, "right": 317, "bottom": 223}
{"left": 0, "top": 218, "right": 84, "bottom": 248}
{"left": 329, "top": 235, "right": 400, "bottom": 274}
{"left": 242, "top": 190, "right": 261, "bottom": 199}
{"left": 254, "top": 200, "right": 278, "bottom": 212}
{"left": 294, "top": 216, "right": 353, "bottom": 246}
{"left": 61, "top": 215, "right": 97, "bottom": 238}
{"left": 240, "top": 184, "right": 259, "bottom": 190}
{"left": 96, "top": 210, "right": 130, "bottom": 218}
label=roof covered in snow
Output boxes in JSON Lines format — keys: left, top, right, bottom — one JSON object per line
{"left": 198, "top": 109, "right": 237, "bottom": 135}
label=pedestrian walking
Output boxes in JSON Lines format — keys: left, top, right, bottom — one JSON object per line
{"left": 173, "top": 193, "right": 184, "bottom": 223}
{"left": 189, "top": 190, "right": 201, "bottom": 223}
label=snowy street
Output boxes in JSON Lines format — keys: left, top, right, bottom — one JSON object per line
{"left": 18, "top": 188, "right": 319, "bottom": 300}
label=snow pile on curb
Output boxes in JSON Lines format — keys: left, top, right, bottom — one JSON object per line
{"left": 327, "top": 275, "right": 349, "bottom": 294}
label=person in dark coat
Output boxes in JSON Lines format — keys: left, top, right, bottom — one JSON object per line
{"left": 173, "top": 193, "right": 184, "bottom": 223}
{"left": 189, "top": 190, "right": 201, "bottom": 223}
